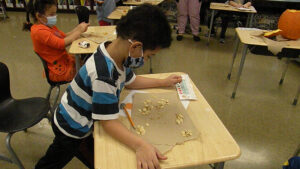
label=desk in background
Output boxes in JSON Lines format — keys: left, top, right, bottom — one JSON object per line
{"left": 123, "top": 0, "right": 164, "bottom": 6}
{"left": 207, "top": 2, "right": 257, "bottom": 45}
{"left": 227, "top": 28, "right": 300, "bottom": 105}
{"left": 69, "top": 26, "right": 116, "bottom": 71}
{"left": 94, "top": 72, "right": 241, "bottom": 169}
{"left": 108, "top": 6, "right": 131, "bottom": 20}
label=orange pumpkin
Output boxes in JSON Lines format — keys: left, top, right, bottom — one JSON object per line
{"left": 278, "top": 9, "right": 300, "bottom": 40}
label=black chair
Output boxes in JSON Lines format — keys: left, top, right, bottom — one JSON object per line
{"left": 0, "top": 62, "right": 50, "bottom": 169}
{"left": 75, "top": 5, "right": 89, "bottom": 24}
{"left": 74, "top": 6, "right": 92, "bottom": 63}
{"left": 35, "top": 52, "right": 70, "bottom": 116}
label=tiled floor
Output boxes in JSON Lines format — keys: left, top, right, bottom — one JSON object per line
{"left": 0, "top": 12, "right": 299, "bottom": 169}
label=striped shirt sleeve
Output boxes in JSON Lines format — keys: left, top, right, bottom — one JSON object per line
{"left": 125, "top": 68, "right": 136, "bottom": 85}
{"left": 91, "top": 78, "right": 119, "bottom": 120}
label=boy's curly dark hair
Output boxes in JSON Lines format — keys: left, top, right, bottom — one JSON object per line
{"left": 116, "top": 4, "right": 172, "bottom": 50}
{"left": 23, "top": 0, "right": 56, "bottom": 31}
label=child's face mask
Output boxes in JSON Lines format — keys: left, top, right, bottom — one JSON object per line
{"left": 123, "top": 39, "right": 144, "bottom": 68}
{"left": 45, "top": 15, "right": 57, "bottom": 27}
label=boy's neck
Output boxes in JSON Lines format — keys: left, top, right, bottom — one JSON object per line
{"left": 106, "top": 38, "right": 128, "bottom": 71}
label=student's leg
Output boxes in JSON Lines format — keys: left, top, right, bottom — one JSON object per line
{"left": 188, "top": 0, "right": 201, "bottom": 37}
{"left": 207, "top": 11, "right": 220, "bottom": 35}
{"left": 102, "top": 0, "right": 116, "bottom": 25}
{"left": 76, "top": 135, "right": 94, "bottom": 168}
{"left": 35, "top": 122, "right": 85, "bottom": 169}
{"left": 220, "top": 12, "right": 230, "bottom": 39}
{"left": 176, "top": 0, "right": 188, "bottom": 35}
{"left": 96, "top": 5, "right": 104, "bottom": 26}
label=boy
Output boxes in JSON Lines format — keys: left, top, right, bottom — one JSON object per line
{"left": 35, "top": 4, "right": 182, "bottom": 169}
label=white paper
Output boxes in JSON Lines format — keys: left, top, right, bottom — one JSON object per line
{"left": 176, "top": 74, "right": 197, "bottom": 100}
{"left": 237, "top": 7, "right": 252, "bottom": 11}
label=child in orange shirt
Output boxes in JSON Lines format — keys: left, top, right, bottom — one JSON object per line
{"left": 23, "top": 0, "right": 89, "bottom": 82}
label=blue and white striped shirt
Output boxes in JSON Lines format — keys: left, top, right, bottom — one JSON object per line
{"left": 54, "top": 41, "right": 136, "bottom": 139}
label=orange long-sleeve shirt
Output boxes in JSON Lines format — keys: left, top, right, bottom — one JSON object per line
{"left": 31, "top": 24, "right": 75, "bottom": 82}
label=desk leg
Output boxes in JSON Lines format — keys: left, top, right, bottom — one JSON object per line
{"left": 75, "top": 54, "right": 81, "bottom": 72}
{"left": 293, "top": 85, "right": 300, "bottom": 106}
{"left": 214, "top": 162, "right": 225, "bottom": 169}
{"left": 207, "top": 10, "right": 215, "bottom": 46}
{"left": 149, "top": 57, "right": 153, "bottom": 74}
{"left": 227, "top": 36, "right": 240, "bottom": 80}
{"left": 231, "top": 44, "right": 248, "bottom": 99}
{"left": 279, "top": 58, "right": 290, "bottom": 85}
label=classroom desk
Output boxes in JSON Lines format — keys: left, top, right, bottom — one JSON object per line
{"left": 123, "top": 0, "right": 164, "bottom": 6}
{"left": 108, "top": 6, "right": 131, "bottom": 20}
{"left": 94, "top": 72, "right": 241, "bottom": 169}
{"left": 207, "top": 2, "right": 257, "bottom": 45}
{"left": 69, "top": 26, "right": 116, "bottom": 71}
{"left": 227, "top": 28, "right": 300, "bottom": 104}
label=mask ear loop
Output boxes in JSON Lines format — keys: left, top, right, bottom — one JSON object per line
{"left": 128, "top": 39, "right": 144, "bottom": 57}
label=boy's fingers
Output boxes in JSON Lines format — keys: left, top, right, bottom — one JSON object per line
{"left": 142, "top": 161, "right": 148, "bottom": 169}
{"left": 156, "top": 150, "right": 168, "bottom": 160}
{"left": 137, "top": 161, "right": 142, "bottom": 169}
{"left": 148, "top": 161, "right": 155, "bottom": 169}
{"left": 153, "top": 158, "right": 161, "bottom": 169}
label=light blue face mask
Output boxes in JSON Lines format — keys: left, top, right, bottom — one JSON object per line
{"left": 124, "top": 39, "right": 144, "bottom": 68}
{"left": 45, "top": 15, "right": 57, "bottom": 27}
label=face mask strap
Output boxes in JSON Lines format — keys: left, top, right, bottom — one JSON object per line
{"left": 128, "top": 39, "right": 143, "bottom": 57}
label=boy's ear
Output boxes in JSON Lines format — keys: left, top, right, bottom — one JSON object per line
{"left": 131, "top": 41, "right": 143, "bottom": 49}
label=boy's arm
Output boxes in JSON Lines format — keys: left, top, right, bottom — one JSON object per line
{"left": 125, "top": 74, "right": 182, "bottom": 89}
{"left": 101, "top": 119, "right": 167, "bottom": 169}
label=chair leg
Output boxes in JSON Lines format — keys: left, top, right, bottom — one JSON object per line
{"left": 6, "top": 133, "right": 25, "bottom": 169}
{"left": 293, "top": 85, "right": 300, "bottom": 106}
{"left": 0, "top": 153, "right": 13, "bottom": 164}
{"left": 51, "top": 85, "right": 61, "bottom": 114}
{"left": 293, "top": 144, "right": 300, "bottom": 157}
{"left": 45, "top": 86, "right": 54, "bottom": 122}
{"left": 46, "top": 86, "right": 54, "bottom": 100}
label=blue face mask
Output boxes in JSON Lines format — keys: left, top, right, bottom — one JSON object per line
{"left": 45, "top": 15, "right": 57, "bottom": 27}
{"left": 124, "top": 40, "right": 144, "bottom": 68}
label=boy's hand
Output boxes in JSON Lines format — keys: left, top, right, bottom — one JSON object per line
{"left": 78, "top": 22, "right": 90, "bottom": 33}
{"left": 162, "top": 74, "right": 182, "bottom": 87}
{"left": 136, "top": 142, "right": 167, "bottom": 169}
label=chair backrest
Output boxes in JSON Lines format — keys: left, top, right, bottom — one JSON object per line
{"left": 0, "top": 62, "right": 12, "bottom": 102}
{"left": 35, "top": 52, "right": 69, "bottom": 86}
{"left": 75, "top": 6, "right": 89, "bottom": 24}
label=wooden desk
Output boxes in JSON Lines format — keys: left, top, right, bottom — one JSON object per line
{"left": 94, "top": 72, "right": 241, "bottom": 169}
{"left": 108, "top": 6, "right": 131, "bottom": 20}
{"left": 207, "top": 2, "right": 257, "bottom": 45}
{"left": 123, "top": 0, "right": 164, "bottom": 6}
{"left": 227, "top": 28, "right": 300, "bottom": 104}
{"left": 69, "top": 26, "right": 116, "bottom": 71}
